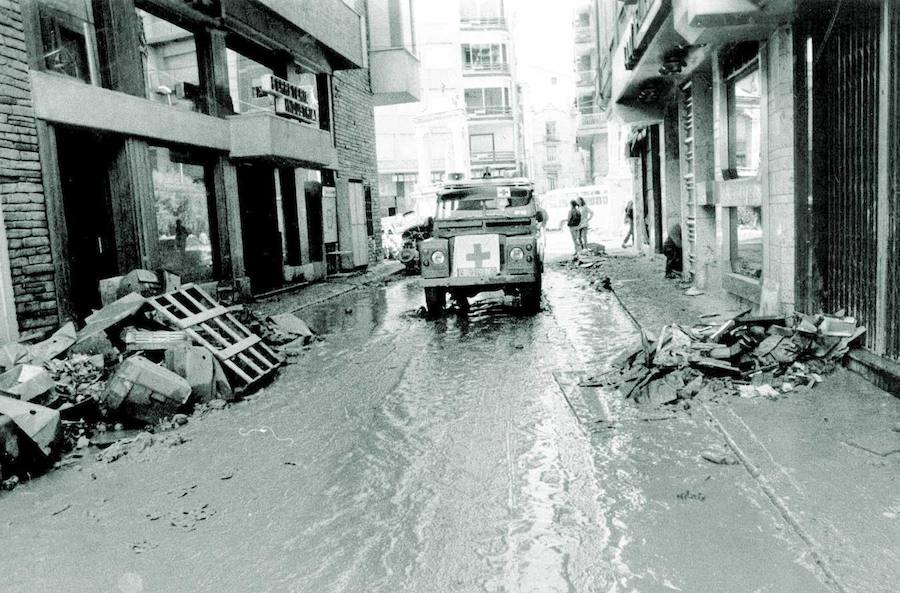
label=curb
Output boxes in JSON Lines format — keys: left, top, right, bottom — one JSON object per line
{"left": 701, "top": 403, "right": 849, "bottom": 593}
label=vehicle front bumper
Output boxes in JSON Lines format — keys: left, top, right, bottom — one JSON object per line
{"left": 421, "top": 273, "right": 537, "bottom": 287}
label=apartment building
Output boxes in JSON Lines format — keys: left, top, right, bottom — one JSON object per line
{"left": 0, "top": 0, "right": 419, "bottom": 340}
{"left": 375, "top": 0, "right": 526, "bottom": 214}
{"left": 596, "top": 0, "right": 900, "bottom": 389}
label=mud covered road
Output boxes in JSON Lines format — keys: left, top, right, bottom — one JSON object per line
{"left": 2, "top": 260, "right": 838, "bottom": 593}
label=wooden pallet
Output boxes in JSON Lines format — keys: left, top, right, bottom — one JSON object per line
{"left": 148, "top": 284, "right": 282, "bottom": 387}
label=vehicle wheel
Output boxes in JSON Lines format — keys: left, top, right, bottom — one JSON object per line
{"left": 451, "top": 290, "right": 469, "bottom": 312}
{"left": 424, "top": 288, "right": 445, "bottom": 317}
{"left": 520, "top": 281, "right": 542, "bottom": 313}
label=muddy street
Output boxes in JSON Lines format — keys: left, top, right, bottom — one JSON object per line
{"left": 3, "top": 261, "right": 836, "bottom": 593}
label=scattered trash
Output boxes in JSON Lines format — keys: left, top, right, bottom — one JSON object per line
{"left": 684, "top": 287, "right": 705, "bottom": 296}
{"left": 123, "top": 329, "right": 190, "bottom": 352}
{"left": 581, "top": 309, "right": 865, "bottom": 406}
{"left": 267, "top": 313, "right": 316, "bottom": 345}
{"left": 164, "top": 347, "right": 233, "bottom": 404}
{"left": 97, "top": 430, "right": 189, "bottom": 464}
{"left": 102, "top": 356, "right": 192, "bottom": 424}
{"left": 26, "top": 322, "right": 76, "bottom": 363}
{"left": 0, "top": 364, "right": 56, "bottom": 403}
{"left": 0, "top": 395, "right": 62, "bottom": 457}
{"left": 701, "top": 447, "right": 739, "bottom": 465}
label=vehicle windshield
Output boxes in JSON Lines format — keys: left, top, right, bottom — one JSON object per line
{"left": 437, "top": 185, "right": 533, "bottom": 217}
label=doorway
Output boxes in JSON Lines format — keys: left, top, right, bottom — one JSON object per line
{"left": 637, "top": 125, "right": 663, "bottom": 252}
{"left": 304, "top": 181, "right": 324, "bottom": 263}
{"left": 236, "top": 163, "right": 283, "bottom": 293}
{"left": 56, "top": 127, "right": 119, "bottom": 318}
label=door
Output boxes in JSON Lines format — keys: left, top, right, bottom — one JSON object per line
{"left": 56, "top": 128, "right": 119, "bottom": 318}
{"left": 347, "top": 181, "right": 369, "bottom": 267}
{"left": 640, "top": 125, "right": 664, "bottom": 252}
{"left": 304, "top": 181, "right": 324, "bottom": 262}
{"left": 236, "top": 163, "right": 283, "bottom": 293}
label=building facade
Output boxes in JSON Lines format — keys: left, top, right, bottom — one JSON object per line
{"left": 0, "top": 0, "right": 419, "bottom": 339}
{"left": 597, "top": 0, "right": 900, "bottom": 388}
{"left": 375, "top": 0, "right": 526, "bottom": 214}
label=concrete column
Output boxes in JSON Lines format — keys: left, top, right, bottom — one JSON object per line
{"left": 197, "top": 28, "right": 232, "bottom": 117}
{"left": 293, "top": 169, "right": 312, "bottom": 266}
{"left": 108, "top": 138, "right": 157, "bottom": 272}
{"left": 688, "top": 70, "right": 720, "bottom": 290}
{"left": 211, "top": 158, "right": 246, "bottom": 287}
{"left": 93, "top": 0, "right": 145, "bottom": 97}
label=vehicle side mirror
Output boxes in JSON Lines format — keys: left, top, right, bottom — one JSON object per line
{"left": 534, "top": 210, "right": 545, "bottom": 223}
{"left": 426, "top": 216, "right": 434, "bottom": 230}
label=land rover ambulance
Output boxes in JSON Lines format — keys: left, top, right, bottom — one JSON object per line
{"left": 417, "top": 177, "right": 544, "bottom": 316}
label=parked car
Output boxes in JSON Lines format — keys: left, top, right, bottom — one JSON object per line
{"left": 417, "top": 178, "right": 543, "bottom": 316}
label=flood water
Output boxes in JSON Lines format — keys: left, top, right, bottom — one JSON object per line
{"left": 1, "top": 261, "right": 833, "bottom": 593}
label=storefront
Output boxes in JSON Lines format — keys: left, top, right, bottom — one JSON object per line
{"left": 22, "top": 0, "right": 348, "bottom": 315}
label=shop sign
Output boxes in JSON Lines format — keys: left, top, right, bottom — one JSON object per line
{"left": 253, "top": 75, "right": 318, "bottom": 125}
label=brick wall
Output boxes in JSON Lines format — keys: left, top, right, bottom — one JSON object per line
{"left": 0, "top": 0, "right": 58, "bottom": 338}
{"left": 332, "top": 68, "right": 383, "bottom": 262}
{"left": 764, "top": 26, "right": 796, "bottom": 312}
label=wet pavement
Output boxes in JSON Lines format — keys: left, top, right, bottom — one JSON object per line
{"left": 0, "top": 249, "right": 854, "bottom": 593}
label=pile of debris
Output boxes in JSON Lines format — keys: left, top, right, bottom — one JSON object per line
{"left": 556, "top": 244, "right": 611, "bottom": 290}
{"left": 582, "top": 310, "right": 866, "bottom": 407}
{"left": 0, "top": 269, "right": 315, "bottom": 490}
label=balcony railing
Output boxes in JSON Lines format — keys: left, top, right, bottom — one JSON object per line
{"left": 576, "top": 69, "right": 596, "bottom": 87}
{"left": 460, "top": 16, "right": 507, "bottom": 30}
{"left": 578, "top": 112, "right": 604, "bottom": 129}
{"left": 471, "top": 150, "right": 516, "bottom": 163}
{"left": 466, "top": 105, "right": 513, "bottom": 118}
{"left": 463, "top": 62, "right": 511, "bottom": 74}
{"left": 575, "top": 25, "right": 592, "bottom": 44}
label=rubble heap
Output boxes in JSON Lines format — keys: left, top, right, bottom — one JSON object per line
{"left": 0, "top": 270, "right": 315, "bottom": 490}
{"left": 582, "top": 310, "right": 866, "bottom": 406}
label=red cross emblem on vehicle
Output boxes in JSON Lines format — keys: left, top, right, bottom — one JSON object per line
{"left": 466, "top": 243, "right": 491, "bottom": 268}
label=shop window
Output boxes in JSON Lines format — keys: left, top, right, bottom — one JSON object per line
{"left": 150, "top": 146, "right": 216, "bottom": 282}
{"left": 431, "top": 171, "right": 445, "bottom": 184}
{"left": 547, "top": 174, "right": 558, "bottom": 190}
{"left": 731, "top": 206, "right": 763, "bottom": 279}
{"left": 724, "top": 46, "right": 761, "bottom": 178}
{"left": 227, "top": 47, "right": 276, "bottom": 114}
{"left": 37, "top": 0, "right": 100, "bottom": 84}
{"left": 138, "top": 9, "right": 202, "bottom": 112}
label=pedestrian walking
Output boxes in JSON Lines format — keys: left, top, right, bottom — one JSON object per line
{"left": 622, "top": 200, "right": 634, "bottom": 247}
{"left": 566, "top": 200, "right": 582, "bottom": 255}
{"left": 577, "top": 196, "right": 593, "bottom": 250}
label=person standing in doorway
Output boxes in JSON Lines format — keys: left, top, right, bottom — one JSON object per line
{"left": 622, "top": 200, "right": 634, "bottom": 248}
{"left": 577, "top": 196, "right": 593, "bottom": 250}
{"left": 566, "top": 200, "right": 582, "bottom": 255}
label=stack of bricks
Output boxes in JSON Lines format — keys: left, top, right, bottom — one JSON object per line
{"left": 333, "top": 69, "right": 383, "bottom": 263}
{"left": 0, "top": 0, "right": 58, "bottom": 337}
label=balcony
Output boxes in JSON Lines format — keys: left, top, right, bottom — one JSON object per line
{"left": 576, "top": 69, "right": 596, "bottom": 88}
{"left": 466, "top": 105, "right": 513, "bottom": 119}
{"left": 229, "top": 111, "right": 336, "bottom": 168}
{"left": 576, "top": 111, "right": 605, "bottom": 138}
{"left": 463, "top": 62, "right": 511, "bottom": 75}
{"left": 471, "top": 150, "right": 516, "bottom": 164}
{"left": 575, "top": 25, "right": 593, "bottom": 45}
{"left": 370, "top": 47, "right": 421, "bottom": 105}
{"left": 225, "top": 0, "right": 364, "bottom": 68}
{"left": 460, "top": 16, "right": 508, "bottom": 30}
{"left": 672, "top": 0, "right": 796, "bottom": 46}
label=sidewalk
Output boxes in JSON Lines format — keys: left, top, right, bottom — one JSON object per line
{"left": 251, "top": 260, "right": 405, "bottom": 318}
{"left": 601, "top": 250, "right": 900, "bottom": 593}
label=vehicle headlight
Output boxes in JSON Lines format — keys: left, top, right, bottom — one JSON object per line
{"left": 510, "top": 247, "right": 525, "bottom": 262}
{"left": 431, "top": 251, "right": 446, "bottom": 265}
